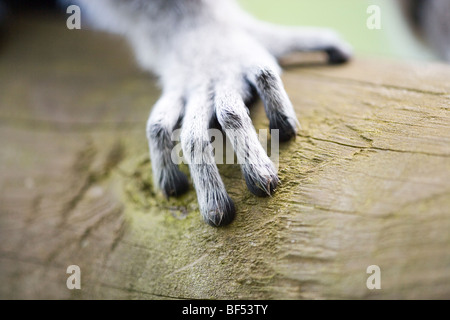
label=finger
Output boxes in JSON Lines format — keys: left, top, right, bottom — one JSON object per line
{"left": 246, "top": 67, "right": 300, "bottom": 142}
{"left": 241, "top": 19, "right": 353, "bottom": 63}
{"left": 180, "top": 86, "right": 235, "bottom": 227}
{"left": 146, "top": 90, "right": 189, "bottom": 197}
{"left": 214, "top": 82, "right": 279, "bottom": 197}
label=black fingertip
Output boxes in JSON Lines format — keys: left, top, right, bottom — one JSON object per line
{"left": 271, "top": 122, "right": 297, "bottom": 142}
{"left": 205, "top": 196, "right": 236, "bottom": 227}
{"left": 162, "top": 170, "right": 190, "bottom": 197}
{"left": 244, "top": 171, "right": 278, "bottom": 197}
{"left": 326, "top": 48, "right": 351, "bottom": 65}
{"left": 270, "top": 114, "right": 297, "bottom": 142}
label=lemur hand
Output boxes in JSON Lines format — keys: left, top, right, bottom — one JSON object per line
{"left": 78, "top": 0, "right": 352, "bottom": 226}
{"left": 146, "top": 7, "right": 351, "bottom": 226}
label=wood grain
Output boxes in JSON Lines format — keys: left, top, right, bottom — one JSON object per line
{"left": 1, "top": 14, "right": 449, "bottom": 299}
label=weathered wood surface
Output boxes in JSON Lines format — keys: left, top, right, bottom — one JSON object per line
{"left": 1, "top": 14, "right": 449, "bottom": 300}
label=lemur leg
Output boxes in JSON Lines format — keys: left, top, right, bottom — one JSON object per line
{"left": 146, "top": 91, "right": 189, "bottom": 197}
{"left": 214, "top": 80, "right": 279, "bottom": 197}
{"left": 242, "top": 20, "right": 353, "bottom": 64}
{"left": 180, "top": 86, "right": 235, "bottom": 227}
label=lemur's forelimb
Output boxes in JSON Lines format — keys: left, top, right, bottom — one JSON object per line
{"left": 74, "top": 0, "right": 352, "bottom": 226}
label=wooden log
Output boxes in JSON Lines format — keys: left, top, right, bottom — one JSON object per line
{"left": 0, "top": 14, "right": 449, "bottom": 299}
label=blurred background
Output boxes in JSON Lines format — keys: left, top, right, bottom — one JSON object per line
{"left": 1, "top": 0, "right": 448, "bottom": 62}
{"left": 239, "top": 0, "right": 446, "bottom": 62}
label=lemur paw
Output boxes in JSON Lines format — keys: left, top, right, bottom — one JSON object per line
{"left": 78, "top": 0, "right": 352, "bottom": 227}
{"left": 147, "top": 60, "right": 298, "bottom": 226}
{"left": 144, "top": 24, "right": 351, "bottom": 227}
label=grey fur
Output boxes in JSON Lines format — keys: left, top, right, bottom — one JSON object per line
{"left": 74, "top": 0, "right": 352, "bottom": 226}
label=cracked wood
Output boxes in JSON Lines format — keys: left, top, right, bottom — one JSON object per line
{"left": 0, "top": 13, "right": 449, "bottom": 299}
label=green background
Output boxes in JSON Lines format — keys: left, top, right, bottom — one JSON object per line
{"left": 239, "top": 0, "right": 436, "bottom": 61}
